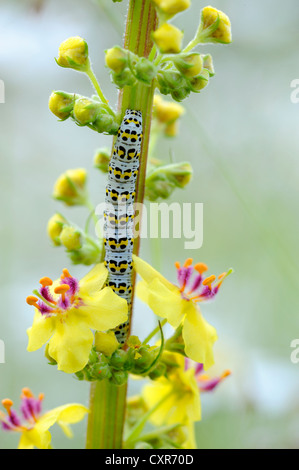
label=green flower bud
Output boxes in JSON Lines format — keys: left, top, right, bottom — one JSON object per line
{"left": 135, "top": 58, "right": 157, "bottom": 84}
{"left": 109, "top": 370, "right": 128, "bottom": 386}
{"left": 93, "top": 147, "right": 111, "bottom": 173}
{"left": 112, "top": 68, "right": 137, "bottom": 88}
{"left": 170, "top": 86, "right": 190, "bottom": 102}
{"left": 73, "top": 97, "right": 100, "bottom": 125}
{"left": 56, "top": 36, "right": 89, "bottom": 71}
{"left": 93, "top": 112, "right": 119, "bottom": 135}
{"left": 157, "top": 70, "right": 186, "bottom": 92}
{"left": 173, "top": 52, "right": 203, "bottom": 78}
{"left": 91, "top": 362, "right": 112, "bottom": 380}
{"left": 66, "top": 237, "right": 102, "bottom": 266}
{"left": 148, "top": 362, "right": 167, "bottom": 380}
{"left": 89, "top": 347, "right": 99, "bottom": 365}
{"left": 130, "top": 346, "right": 159, "bottom": 373}
{"left": 109, "top": 349, "right": 130, "bottom": 370}
{"left": 48, "top": 91, "right": 76, "bottom": 120}
{"left": 60, "top": 226, "right": 82, "bottom": 251}
{"left": 188, "top": 68, "right": 209, "bottom": 93}
{"left": 145, "top": 162, "right": 193, "bottom": 201}
{"left": 145, "top": 179, "right": 175, "bottom": 202}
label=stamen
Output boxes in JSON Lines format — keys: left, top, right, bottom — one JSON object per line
{"left": 21, "top": 388, "right": 33, "bottom": 399}
{"left": 174, "top": 261, "right": 181, "bottom": 270}
{"left": 26, "top": 296, "right": 41, "bottom": 311}
{"left": 54, "top": 284, "right": 70, "bottom": 302}
{"left": 62, "top": 268, "right": 71, "bottom": 279}
{"left": 183, "top": 258, "right": 193, "bottom": 268}
{"left": 221, "top": 370, "right": 231, "bottom": 379}
{"left": 194, "top": 262, "right": 208, "bottom": 274}
{"left": 2, "top": 399, "right": 13, "bottom": 415}
{"left": 202, "top": 275, "right": 216, "bottom": 286}
{"left": 39, "top": 277, "right": 53, "bottom": 287}
{"left": 38, "top": 393, "right": 45, "bottom": 402}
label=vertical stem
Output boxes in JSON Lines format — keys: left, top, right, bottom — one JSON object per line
{"left": 86, "top": 0, "right": 157, "bottom": 449}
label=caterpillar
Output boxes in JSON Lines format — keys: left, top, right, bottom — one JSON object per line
{"left": 104, "top": 109, "right": 143, "bottom": 344}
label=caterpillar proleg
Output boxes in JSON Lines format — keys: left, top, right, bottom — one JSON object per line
{"left": 104, "top": 109, "right": 143, "bottom": 344}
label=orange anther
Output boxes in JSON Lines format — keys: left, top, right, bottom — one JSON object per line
{"left": 62, "top": 268, "right": 71, "bottom": 278}
{"left": 21, "top": 388, "right": 33, "bottom": 398}
{"left": 54, "top": 284, "right": 70, "bottom": 301}
{"left": 38, "top": 393, "right": 45, "bottom": 401}
{"left": 194, "top": 262, "right": 208, "bottom": 274}
{"left": 218, "top": 272, "right": 226, "bottom": 280}
{"left": 26, "top": 296, "right": 41, "bottom": 310}
{"left": 183, "top": 258, "right": 193, "bottom": 268}
{"left": 39, "top": 277, "right": 53, "bottom": 287}
{"left": 2, "top": 399, "right": 13, "bottom": 414}
{"left": 221, "top": 370, "right": 231, "bottom": 379}
{"left": 174, "top": 261, "right": 181, "bottom": 270}
{"left": 202, "top": 275, "right": 216, "bottom": 286}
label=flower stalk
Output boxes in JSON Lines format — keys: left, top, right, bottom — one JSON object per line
{"left": 86, "top": 0, "right": 157, "bottom": 449}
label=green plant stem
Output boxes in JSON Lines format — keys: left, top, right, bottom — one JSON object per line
{"left": 86, "top": 67, "right": 109, "bottom": 104}
{"left": 86, "top": 0, "right": 157, "bottom": 449}
{"left": 143, "top": 318, "right": 167, "bottom": 345}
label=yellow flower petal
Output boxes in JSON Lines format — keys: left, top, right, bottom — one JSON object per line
{"left": 18, "top": 428, "right": 51, "bottom": 450}
{"left": 182, "top": 303, "right": 217, "bottom": 370}
{"left": 37, "top": 404, "right": 88, "bottom": 433}
{"left": 48, "top": 316, "right": 94, "bottom": 373}
{"left": 27, "top": 310, "right": 56, "bottom": 352}
{"left": 79, "top": 286, "right": 128, "bottom": 331}
{"left": 133, "top": 255, "right": 177, "bottom": 293}
{"left": 144, "top": 278, "right": 185, "bottom": 328}
{"left": 79, "top": 262, "right": 108, "bottom": 296}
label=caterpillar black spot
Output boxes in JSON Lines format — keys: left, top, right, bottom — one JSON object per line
{"left": 104, "top": 109, "right": 142, "bottom": 344}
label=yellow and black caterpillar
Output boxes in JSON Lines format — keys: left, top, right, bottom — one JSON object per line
{"left": 104, "top": 109, "right": 143, "bottom": 344}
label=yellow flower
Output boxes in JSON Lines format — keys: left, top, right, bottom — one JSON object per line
{"left": 0, "top": 388, "right": 88, "bottom": 449}
{"left": 56, "top": 36, "right": 89, "bottom": 71}
{"left": 199, "top": 6, "right": 232, "bottom": 44}
{"left": 94, "top": 331, "right": 120, "bottom": 356}
{"left": 53, "top": 168, "right": 88, "bottom": 206}
{"left": 133, "top": 255, "right": 232, "bottom": 370}
{"left": 26, "top": 265, "right": 128, "bottom": 373}
{"left": 142, "top": 353, "right": 201, "bottom": 426}
{"left": 152, "top": 0, "right": 190, "bottom": 16}
{"left": 153, "top": 24, "right": 183, "bottom": 54}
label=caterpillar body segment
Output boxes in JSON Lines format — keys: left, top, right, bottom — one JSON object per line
{"left": 104, "top": 109, "right": 142, "bottom": 344}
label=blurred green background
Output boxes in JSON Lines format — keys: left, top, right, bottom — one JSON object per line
{"left": 1, "top": 0, "right": 299, "bottom": 449}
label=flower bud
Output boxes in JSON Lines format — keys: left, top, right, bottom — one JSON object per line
{"left": 67, "top": 240, "right": 102, "bottom": 266}
{"left": 47, "top": 213, "right": 67, "bottom": 246}
{"left": 109, "top": 349, "right": 130, "bottom": 370}
{"left": 170, "top": 85, "right": 190, "bottom": 102}
{"left": 48, "top": 91, "right": 75, "bottom": 120}
{"left": 189, "top": 68, "right": 209, "bottom": 93}
{"left": 202, "top": 54, "right": 215, "bottom": 76}
{"left": 148, "top": 362, "right": 167, "bottom": 380}
{"left": 95, "top": 331, "right": 120, "bottom": 357}
{"left": 105, "top": 46, "right": 128, "bottom": 74}
{"left": 93, "top": 112, "right": 119, "bottom": 135}
{"left": 153, "top": 94, "right": 185, "bottom": 124}
{"left": 60, "top": 226, "right": 82, "bottom": 251}
{"left": 56, "top": 36, "right": 89, "bottom": 71}
{"left": 109, "top": 370, "right": 128, "bottom": 386}
{"left": 157, "top": 70, "right": 186, "bottom": 94}
{"left": 152, "top": 0, "right": 190, "bottom": 16}
{"left": 111, "top": 68, "right": 137, "bottom": 88}
{"left": 135, "top": 58, "right": 157, "bottom": 84}
{"left": 198, "top": 6, "right": 232, "bottom": 44}
{"left": 91, "top": 362, "right": 112, "bottom": 380}
{"left": 153, "top": 24, "right": 183, "bottom": 54}
{"left": 166, "top": 161, "right": 193, "bottom": 187}
{"left": 145, "top": 162, "right": 192, "bottom": 201}
{"left": 173, "top": 52, "right": 203, "bottom": 78}
{"left": 73, "top": 97, "right": 100, "bottom": 125}
{"left": 53, "top": 168, "right": 88, "bottom": 206}
{"left": 93, "top": 147, "right": 111, "bottom": 173}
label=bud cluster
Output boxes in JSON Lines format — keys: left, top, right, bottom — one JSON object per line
{"left": 105, "top": 46, "right": 157, "bottom": 88}
{"left": 49, "top": 91, "right": 118, "bottom": 135}
{"left": 75, "top": 335, "right": 161, "bottom": 385}
{"left": 145, "top": 161, "right": 193, "bottom": 201}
